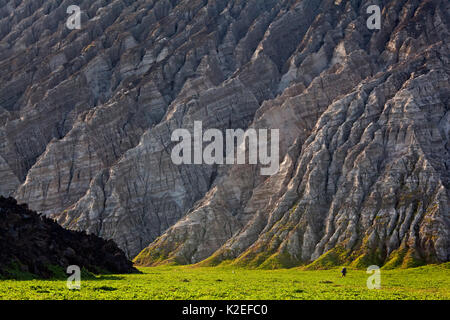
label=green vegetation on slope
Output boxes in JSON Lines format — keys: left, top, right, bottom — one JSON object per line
{"left": 0, "top": 263, "right": 448, "bottom": 300}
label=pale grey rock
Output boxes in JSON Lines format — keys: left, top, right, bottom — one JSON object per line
{"left": 1, "top": 0, "right": 448, "bottom": 267}
{"left": 136, "top": 0, "right": 450, "bottom": 267}
{"left": 0, "top": 154, "right": 19, "bottom": 196}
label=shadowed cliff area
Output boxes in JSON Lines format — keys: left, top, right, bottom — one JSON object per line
{"left": 0, "top": 196, "right": 136, "bottom": 279}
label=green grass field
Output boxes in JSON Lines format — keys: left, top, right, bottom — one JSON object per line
{"left": 0, "top": 264, "right": 448, "bottom": 300}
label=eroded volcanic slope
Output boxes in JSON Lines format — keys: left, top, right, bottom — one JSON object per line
{"left": 0, "top": 197, "right": 135, "bottom": 278}
{"left": 0, "top": 0, "right": 449, "bottom": 268}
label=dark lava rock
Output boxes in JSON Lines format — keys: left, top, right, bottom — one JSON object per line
{"left": 0, "top": 196, "right": 137, "bottom": 278}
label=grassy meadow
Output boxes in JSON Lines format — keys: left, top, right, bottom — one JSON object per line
{"left": 0, "top": 263, "right": 448, "bottom": 300}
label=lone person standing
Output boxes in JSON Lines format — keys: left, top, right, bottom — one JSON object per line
{"left": 341, "top": 267, "right": 347, "bottom": 277}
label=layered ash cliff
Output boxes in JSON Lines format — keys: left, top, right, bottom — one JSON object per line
{"left": 0, "top": 0, "right": 448, "bottom": 267}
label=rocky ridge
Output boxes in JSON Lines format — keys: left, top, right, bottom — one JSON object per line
{"left": 0, "top": 196, "right": 135, "bottom": 278}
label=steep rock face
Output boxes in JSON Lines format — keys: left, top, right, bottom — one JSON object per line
{"left": 1, "top": 0, "right": 284, "bottom": 257}
{"left": 57, "top": 76, "right": 262, "bottom": 257}
{"left": 1, "top": 0, "right": 449, "bottom": 266}
{"left": 135, "top": 0, "right": 450, "bottom": 267}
